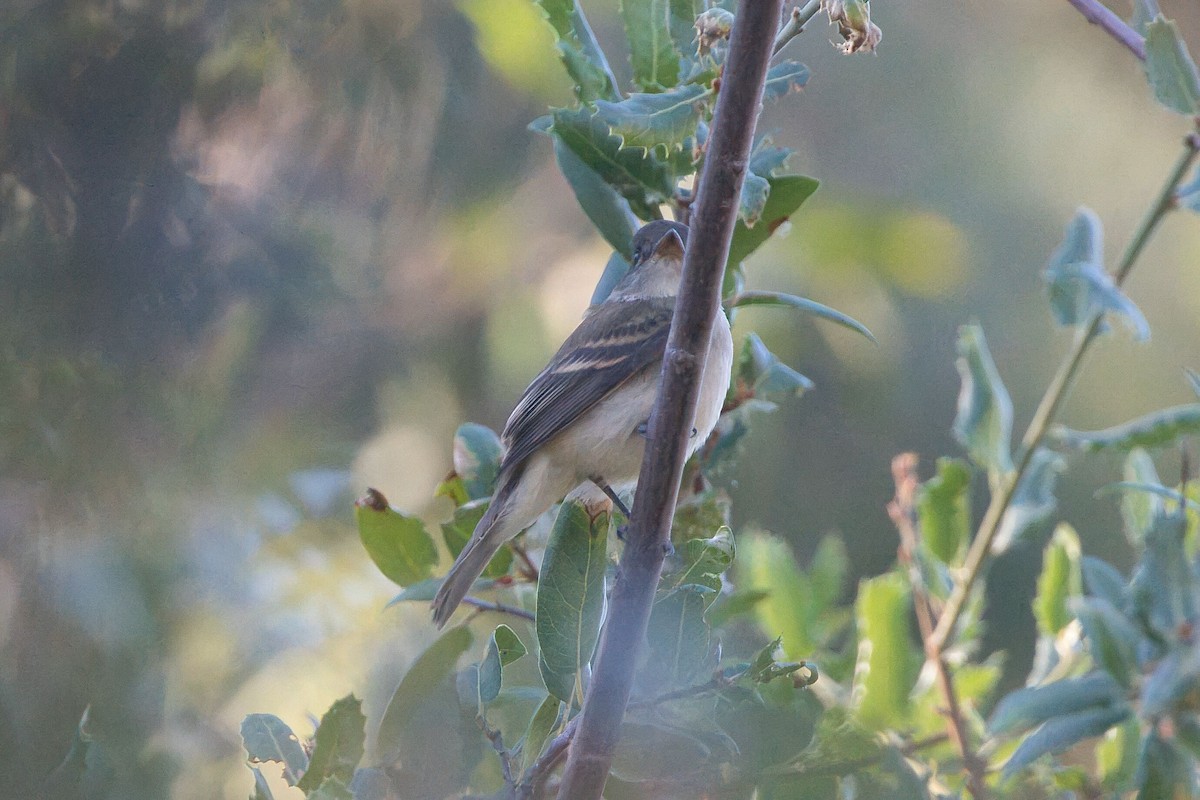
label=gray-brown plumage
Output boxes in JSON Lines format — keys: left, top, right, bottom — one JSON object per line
{"left": 431, "top": 221, "right": 733, "bottom": 628}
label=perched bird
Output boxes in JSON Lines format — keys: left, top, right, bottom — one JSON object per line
{"left": 431, "top": 220, "right": 734, "bottom": 628}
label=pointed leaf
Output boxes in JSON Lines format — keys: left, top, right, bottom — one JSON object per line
{"left": 1082, "top": 555, "right": 1130, "bottom": 611}
{"left": 642, "top": 585, "right": 713, "bottom": 690}
{"left": 595, "top": 84, "right": 710, "bottom": 152}
{"left": 1142, "top": 646, "right": 1200, "bottom": 717}
{"left": 736, "top": 332, "right": 814, "bottom": 403}
{"left": 241, "top": 714, "right": 309, "bottom": 786}
{"left": 552, "top": 135, "right": 639, "bottom": 258}
{"left": 726, "top": 175, "right": 820, "bottom": 290}
{"left": 518, "top": 694, "right": 561, "bottom": 776}
{"left": 853, "top": 573, "right": 919, "bottom": 730}
{"left": 1072, "top": 596, "right": 1142, "bottom": 687}
{"left": 355, "top": 489, "right": 438, "bottom": 586}
{"left": 1034, "top": 524, "right": 1082, "bottom": 637}
{"left": 1002, "top": 705, "right": 1130, "bottom": 775}
{"left": 296, "top": 695, "right": 366, "bottom": 792}
{"left": 373, "top": 626, "right": 473, "bottom": 765}
{"left": 1050, "top": 403, "right": 1200, "bottom": 452}
{"left": 989, "top": 672, "right": 1124, "bottom": 737}
{"left": 451, "top": 423, "right": 503, "bottom": 501}
{"left": 441, "top": 500, "right": 514, "bottom": 579}
{"left": 535, "top": 0, "right": 620, "bottom": 102}
{"left": 536, "top": 499, "right": 610, "bottom": 703}
{"left": 1144, "top": 16, "right": 1200, "bottom": 115}
{"left": 952, "top": 324, "right": 1013, "bottom": 474}
{"left": 1130, "top": 0, "right": 1162, "bottom": 34}
{"left": 728, "top": 290, "right": 875, "bottom": 342}
{"left": 1121, "top": 447, "right": 1163, "bottom": 547}
{"left": 621, "top": 0, "right": 680, "bottom": 90}
{"left": 1135, "top": 732, "right": 1198, "bottom": 799}
{"left": 761, "top": 61, "right": 810, "bottom": 102}
{"left": 740, "top": 532, "right": 814, "bottom": 658}
{"left": 669, "top": 0, "right": 701, "bottom": 55}
{"left": 809, "top": 534, "right": 848, "bottom": 613}
{"left": 664, "top": 526, "right": 734, "bottom": 593}
{"left": 917, "top": 457, "right": 972, "bottom": 563}
{"left": 478, "top": 624, "right": 528, "bottom": 705}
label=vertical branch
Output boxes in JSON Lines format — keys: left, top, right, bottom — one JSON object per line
{"left": 553, "top": 1, "right": 785, "bottom": 797}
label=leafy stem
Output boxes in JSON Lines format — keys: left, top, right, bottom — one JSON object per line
{"left": 773, "top": 1, "right": 825, "bottom": 56}
{"left": 929, "top": 130, "right": 1200, "bottom": 654}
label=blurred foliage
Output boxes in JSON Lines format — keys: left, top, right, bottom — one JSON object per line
{"left": 4, "top": 0, "right": 1200, "bottom": 798}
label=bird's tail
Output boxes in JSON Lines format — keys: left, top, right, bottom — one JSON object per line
{"left": 431, "top": 480, "right": 516, "bottom": 629}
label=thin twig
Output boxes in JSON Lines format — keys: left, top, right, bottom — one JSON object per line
{"left": 929, "top": 132, "right": 1200, "bottom": 653}
{"left": 462, "top": 595, "right": 536, "bottom": 622}
{"left": 478, "top": 715, "right": 516, "bottom": 788}
{"left": 516, "top": 716, "right": 580, "bottom": 800}
{"left": 772, "top": 1, "right": 825, "bottom": 56}
{"left": 889, "top": 454, "right": 990, "bottom": 800}
{"left": 510, "top": 540, "right": 540, "bottom": 582}
{"left": 554, "top": 1, "right": 786, "bottom": 797}
{"left": 1063, "top": 0, "right": 1147, "bottom": 61}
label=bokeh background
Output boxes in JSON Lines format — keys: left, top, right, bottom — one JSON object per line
{"left": 2, "top": 0, "right": 1199, "bottom": 796}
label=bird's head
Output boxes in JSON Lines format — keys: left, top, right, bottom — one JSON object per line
{"left": 609, "top": 220, "right": 689, "bottom": 300}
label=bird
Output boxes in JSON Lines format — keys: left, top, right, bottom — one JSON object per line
{"left": 431, "top": 220, "right": 734, "bottom": 628}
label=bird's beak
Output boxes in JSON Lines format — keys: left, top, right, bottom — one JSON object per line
{"left": 651, "top": 229, "right": 685, "bottom": 261}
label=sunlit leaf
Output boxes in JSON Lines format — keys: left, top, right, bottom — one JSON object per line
{"left": 1095, "top": 717, "right": 1140, "bottom": 791}
{"left": 664, "top": 526, "right": 734, "bottom": 594}
{"left": 1034, "top": 524, "right": 1082, "bottom": 636}
{"left": 551, "top": 107, "right": 675, "bottom": 220}
{"left": 853, "top": 573, "right": 918, "bottom": 730}
{"left": 809, "top": 534, "right": 848, "bottom": 613}
{"left": 1002, "top": 705, "right": 1130, "bottom": 776}
{"left": 1072, "top": 596, "right": 1141, "bottom": 687}
{"left": 1120, "top": 448, "right": 1164, "bottom": 547}
{"left": 1050, "top": 403, "right": 1200, "bottom": 452}
{"left": 296, "top": 695, "right": 366, "bottom": 793}
{"left": 535, "top": 0, "right": 620, "bottom": 102}
{"left": 373, "top": 626, "right": 473, "bottom": 765}
{"left": 355, "top": 489, "right": 438, "bottom": 587}
{"left": 241, "top": 714, "right": 308, "bottom": 786}
{"left": 917, "top": 457, "right": 971, "bottom": 563}
{"left": 727, "top": 290, "right": 875, "bottom": 342}
{"left": 552, "top": 135, "right": 639, "bottom": 258}
{"left": 740, "top": 532, "right": 814, "bottom": 658}
{"left": 992, "top": 448, "right": 1064, "bottom": 554}
{"left": 952, "top": 324, "right": 1013, "bottom": 474}
{"left": 761, "top": 61, "right": 810, "bottom": 103}
{"left": 537, "top": 499, "right": 609, "bottom": 703}
{"left": 595, "top": 84, "right": 710, "bottom": 152}
{"left": 621, "top": 0, "right": 680, "bottom": 90}
{"left": 1143, "top": 16, "right": 1200, "bottom": 115}
{"left": 1135, "top": 731, "right": 1198, "bottom": 798}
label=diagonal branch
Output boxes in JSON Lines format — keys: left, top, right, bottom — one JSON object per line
{"left": 553, "top": 1, "right": 786, "bottom": 796}
{"left": 1063, "top": 0, "right": 1147, "bottom": 61}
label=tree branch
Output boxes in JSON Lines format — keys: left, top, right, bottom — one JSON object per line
{"left": 1063, "top": 0, "right": 1147, "bottom": 62}
{"left": 553, "top": 1, "right": 785, "bottom": 796}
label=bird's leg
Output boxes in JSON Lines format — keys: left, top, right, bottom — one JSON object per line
{"left": 591, "top": 477, "right": 633, "bottom": 540}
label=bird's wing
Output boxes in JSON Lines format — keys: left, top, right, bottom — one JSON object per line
{"left": 499, "top": 297, "right": 674, "bottom": 471}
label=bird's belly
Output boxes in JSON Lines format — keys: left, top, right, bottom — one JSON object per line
{"left": 549, "top": 367, "right": 659, "bottom": 485}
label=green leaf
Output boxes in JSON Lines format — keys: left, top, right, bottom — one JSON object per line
{"left": 536, "top": 499, "right": 610, "bottom": 703}
{"left": 440, "top": 500, "right": 514, "bottom": 579}
{"left": 241, "top": 714, "right": 309, "bottom": 786}
{"left": 726, "top": 175, "right": 820, "bottom": 291}
{"left": 809, "top": 534, "right": 848, "bottom": 613}
{"left": 761, "top": 61, "right": 810, "bottom": 103}
{"left": 1072, "top": 596, "right": 1142, "bottom": 687}
{"left": 952, "top": 324, "right": 1014, "bottom": 474}
{"left": 296, "top": 695, "right": 366, "bottom": 792}
{"left": 728, "top": 290, "right": 876, "bottom": 342}
{"left": 642, "top": 585, "right": 713, "bottom": 690}
{"left": 1135, "top": 731, "right": 1198, "bottom": 799}
{"left": 1143, "top": 646, "right": 1200, "bottom": 718}
{"left": 853, "top": 573, "right": 919, "bottom": 730}
{"left": 1082, "top": 555, "right": 1130, "bottom": 611}
{"left": 1003, "top": 705, "right": 1130, "bottom": 776}
{"left": 306, "top": 777, "right": 354, "bottom": 800}
{"left": 1034, "top": 524, "right": 1082, "bottom": 636}
{"left": 992, "top": 448, "right": 1064, "bottom": 553}
{"left": 1131, "top": 512, "right": 1192, "bottom": 641}
{"left": 534, "top": 0, "right": 620, "bottom": 102}
{"left": 611, "top": 722, "right": 712, "bottom": 782}
{"left": 621, "top": 0, "right": 680, "bottom": 90}
{"left": 373, "top": 626, "right": 473, "bottom": 765}
{"left": 552, "top": 135, "right": 639, "bottom": 258}
{"left": 917, "top": 457, "right": 972, "bottom": 563}
{"left": 595, "top": 84, "right": 710, "bottom": 152}
{"left": 355, "top": 489, "right": 438, "bottom": 587}
{"left": 1050, "top": 403, "right": 1200, "bottom": 452}
{"left": 668, "top": 0, "right": 701, "bottom": 56}
{"left": 736, "top": 332, "right": 814, "bottom": 403}
{"left": 1130, "top": 0, "right": 1162, "bottom": 34}
{"left": 740, "top": 532, "right": 814, "bottom": 658}
{"left": 518, "top": 694, "right": 561, "bottom": 776}
{"left": 1096, "top": 717, "right": 1140, "bottom": 791}
{"left": 664, "top": 526, "right": 735, "bottom": 594}
{"left": 250, "top": 767, "right": 274, "bottom": 800}
{"left": 550, "top": 107, "right": 675, "bottom": 220}
{"left": 707, "top": 588, "right": 769, "bottom": 627}
{"left": 478, "top": 624, "right": 528, "bottom": 705}
{"left": 387, "top": 576, "right": 497, "bottom": 606}
{"left": 1121, "top": 448, "right": 1164, "bottom": 547}
{"left": 1044, "top": 209, "right": 1149, "bottom": 340}
{"left": 739, "top": 171, "right": 771, "bottom": 227}
{"left": 450, "top": 423, "right": 503, "bottom": 501}
{"left": 1187, "top": 367, "right": 1200, "bottom": 397}
{"left": 590, "top": 251, "right": 631, "bottom": 305}
{"left": 1144, "top": 16, "right": 1200, "bottom": 115}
